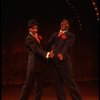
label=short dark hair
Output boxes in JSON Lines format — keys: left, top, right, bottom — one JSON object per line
{"left": 27, "top": 19, "right": 38, "bottom": 28}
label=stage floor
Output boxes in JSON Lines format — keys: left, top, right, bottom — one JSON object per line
{"left": 2, "top": 81, "right": 98, "bottom": 100}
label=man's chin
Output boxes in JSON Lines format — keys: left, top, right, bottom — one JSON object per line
{"left": 61, "top": 28, "right": 66, "bottom": 31}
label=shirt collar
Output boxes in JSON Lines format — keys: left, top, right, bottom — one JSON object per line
{"left": 30, "top": 32, "right": 37, "bottom": 37}
{"left": 60, "top": 30, "right": 68, "bottom": 33}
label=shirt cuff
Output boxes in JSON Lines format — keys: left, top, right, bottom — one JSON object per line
{"left": 46, "top": 52, "right": 50, "bottom": 58}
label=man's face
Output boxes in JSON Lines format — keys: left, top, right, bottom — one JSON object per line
{"left": 30, "top": 25, "right": 38, "bottom": 34}
{"left": 60, "top": 19, "right": 69, "bottom": 31}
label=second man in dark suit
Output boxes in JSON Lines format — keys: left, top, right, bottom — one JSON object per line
{"left": 47, "top": 19, "right": 82, "bottom": 100}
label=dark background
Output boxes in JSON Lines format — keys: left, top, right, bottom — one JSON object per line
{"left": 1, "top": 0, "right": 99, "bottom": 84}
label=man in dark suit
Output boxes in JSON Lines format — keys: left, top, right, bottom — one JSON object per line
{"left": 47, "top": 19, "right": 82, "bottom": 100}
{"left": 20, "top": 19, "right": 54, "bottom": 100}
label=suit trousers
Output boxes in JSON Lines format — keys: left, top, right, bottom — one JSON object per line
{"left": 20, "top": 71, "right": 45, "bottom": 100}
{"left": 49, "top": 60, "right": 82, "bottom": 100}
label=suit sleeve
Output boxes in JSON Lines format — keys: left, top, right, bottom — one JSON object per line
{"left": 25, "top": 37, "right": 48, "bottom": 58}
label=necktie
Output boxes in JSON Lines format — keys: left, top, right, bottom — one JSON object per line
{"left": 58, "top": 31, "right": 63, "bottom": 37}
{"left": 30, "top": 32, "right": 41, "bottom": 44}
{"left": 35, "top": 35, "right": 40, "bottom": 44}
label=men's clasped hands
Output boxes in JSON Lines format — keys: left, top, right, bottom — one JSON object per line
{"left": 49, "top": 50, "right": 63, "bottom": 60}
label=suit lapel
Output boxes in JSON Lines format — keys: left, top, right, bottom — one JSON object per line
{"left": 30, "top": 34, "right": 43, "bottom": 49}
{"left": 52, "top": 31, "right": 69, "bottom": 51}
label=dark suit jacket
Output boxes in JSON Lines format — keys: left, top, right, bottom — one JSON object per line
{"left": 25, "top": 33, "right": 48, "bottom": 73}
{"left": 47, "top": 31, "right": 75, "bottom": 70}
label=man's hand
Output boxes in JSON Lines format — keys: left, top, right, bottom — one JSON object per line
{"left": 58, "top": 53, "right": 63, "bottom": 61}
{"left": 49, "top": 50, "right": 54, "bottom": 58}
